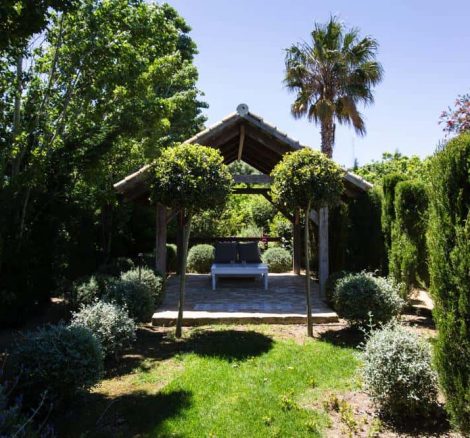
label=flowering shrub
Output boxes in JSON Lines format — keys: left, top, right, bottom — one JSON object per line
{"left": 70, "top": 301, "right": 136, "bottom": 359}
{"left": 261, "top": 247, "right": 292, "bottom": 273}
{"left": 334, "top": 272, "right": 404, "bottom": 327}
{"left": 11, "top": 324, "right": 103, "bottom": 403}
{"left": 121, "top": 267, "right": 164, "bottom": 305}
{"left": 363, "top": 323, "right": 439, "bottom": 420}
{"left": 106, "top": 279, "right": 154, "bottom": 322}
{"left": 187, "top": 244, "right": 214, "bottom": 273}
{"left": 439, "top": 94, "right": 470, "bottom": 136}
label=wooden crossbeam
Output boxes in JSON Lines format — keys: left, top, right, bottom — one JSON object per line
{"left": 232, "top": 187, "right": 270, "bottom": 195}
{"left": 233, "top": 174, "right": 272, "bottom": 184}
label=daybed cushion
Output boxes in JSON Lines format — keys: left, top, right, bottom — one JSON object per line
{"left": 214, "top": 242, "right": 238, "bottom": 263}
{"left": 238, "top": 242, "right": 262, "bottom": 263}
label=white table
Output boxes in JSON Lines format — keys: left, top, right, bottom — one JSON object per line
{"left": 211, "top": 263, "right": 269, "bottom": 290}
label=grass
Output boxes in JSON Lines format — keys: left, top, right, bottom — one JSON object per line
{"left": 56, "top": 326, "right": 360, "bottom": 437}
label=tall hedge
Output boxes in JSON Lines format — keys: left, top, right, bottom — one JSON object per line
{"left": 330, "top": 188, "right": 387, "bottom": 274}
{"left": 427, "top": 132, "right": 470, "bottom": 433}
{"left": 389, "top": 180, "right": 429, "bottom": 297}
{"left": 382, "top": 173, "right": 407, "bottom": 252}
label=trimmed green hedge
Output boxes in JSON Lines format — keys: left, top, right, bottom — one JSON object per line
{"left": 427, "top": 132, "right": 470, "bottom": 433}
{"left": 382, "top": 173, "right": 406, "bottom": 251}
{"left": 329, "top": 189, "right": 387, "bottom": 274}
{"left": 389, "top": 180, "right": 429, "bottom": 298}
{"left": 261, "top": 247, "right": 292, "bottom": 273}
{"left": 187, "top": 244, "right": 214, "bottom": 273}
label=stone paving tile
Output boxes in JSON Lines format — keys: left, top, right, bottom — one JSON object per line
{"left": 158, "top": 273, "right": 335, "bottom": 316}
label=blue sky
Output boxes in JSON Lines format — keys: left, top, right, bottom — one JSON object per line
{"left": 167, "top": 0, "right": 470, "bottom": 167}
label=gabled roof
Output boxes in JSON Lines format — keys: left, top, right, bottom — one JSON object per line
{"left": 114, "top": 104, "right": 372, "bottom": 201}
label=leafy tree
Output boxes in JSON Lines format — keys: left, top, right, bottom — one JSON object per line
{"left": 152, "top": 144, "right": 233, "bottom": 337}
{"left": 0, "top": 0, "right": 206, "bottom": 323}
{"left": 271, "top": 148, "right": 343, "bottom": 336}
{"left": 284, "top": 17, "right": 383, "bottom": 158}
{"left": 427, "top": 132, "right": 470, "bottom": 432}
{"left": 355, "top": 152, "right": 428, "bottom": 186}
{"left": 0, "top": 0, "right": 76, "bottom": 50}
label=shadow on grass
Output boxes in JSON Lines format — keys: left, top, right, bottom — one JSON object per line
{"left": 107, "top": 327, "right": 274, "bottom": 377}
{"left": 187, "top": 329, "right": 274, "bottom": 361}
{"left": 317, "top": 326, "right": 366, "bottom": 349}
{"left": 56, "top": 389, "right": 192, "bottom": 437}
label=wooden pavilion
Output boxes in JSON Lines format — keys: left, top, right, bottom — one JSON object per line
{"left": 114, "top": 104, "right": 372, "bottom": 294}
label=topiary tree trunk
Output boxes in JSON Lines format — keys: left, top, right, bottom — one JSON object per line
{"left": 152, "top": 144, "right": 233, "bottom": 339}
{"left": 271, "top": 149, "right": 344, "bottom": 337}
{"left": 175, "top": 212, "right": 191, "bottom": 338}
{"left": 304, "top": 201, "right": 313, "bottom": 337}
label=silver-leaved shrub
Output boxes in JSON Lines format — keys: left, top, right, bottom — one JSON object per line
{"left": 70, "top": 301, "right": 136, "bottom": 359}
{"left": 363, "top": 323, "right": 438, "bottom": 420}
{"left": 334, "top": 272, "right": 404, "bottom": 327}
{"left": 11, "top": 324, "right": 103, "bottom": 404}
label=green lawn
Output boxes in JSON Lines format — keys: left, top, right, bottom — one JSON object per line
{"left": 57, "top": 327, "right": 360, "bottom": 437}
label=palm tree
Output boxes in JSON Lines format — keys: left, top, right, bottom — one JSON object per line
{"left": 284, "top": 17, "right": 383, "bottom": 158}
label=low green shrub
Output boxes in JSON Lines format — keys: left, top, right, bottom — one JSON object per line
{"left": 97, "top": 257, "right": 135, "bottom": 277}
{"left": 69, "top": 274, "right": 115, "bottom": 308}
{"left": 11, "top": 324, "right": 103, "bottom": 403}
{"left": 363, "top": 323, "right": 438, "bottom": 420}
{"left": 187, "top": 244, "right": 214, "bottom": 273}
{"left": 166, "top": 243, "right": 177, "bottom": 272}
{"left": 334, "top": 272, "right": 404, "bottom": 328}
{"left": 106, "top": 279, "right": 154, "bottom": 322}
{"left": 70, "top": 301, "right": 136, "bottom": 359}
{"left": 121, "top": 267, "right": 165, "bottom": 306}
{"left": 262, "top": 247, "right": 292, "bottom": 273}
{"left": 324, "top": 270, "right": 350, "bottom": 308}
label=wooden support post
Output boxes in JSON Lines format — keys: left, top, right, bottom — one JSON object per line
{"left": 293, "top": 210, "right": 301, "bottom": 274}
{"left": 319, "top": 207, "right": 329, "bottom": 299}
{"left": 155, "top": 203, "right": 167, "bottom": 274}
{"left": 176, "top": 210, "right": 184, "bottom": 274}
{"left": 237, "top": 124, "right": 245, "bottom": 160}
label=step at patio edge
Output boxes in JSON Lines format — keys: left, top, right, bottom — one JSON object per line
{"left": 152, "top": 311, "right": 339, "bottom": 326}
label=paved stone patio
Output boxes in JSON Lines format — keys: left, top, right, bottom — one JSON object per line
{"left": 152, "top": 273, "right": 338, "bottom": 326}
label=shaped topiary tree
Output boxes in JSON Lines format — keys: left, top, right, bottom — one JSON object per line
{"left": 271, "top": 148, "right": 343, "bottom": 336}
{"left": 152, "top": 144, "right": 233, "bottom": 337}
